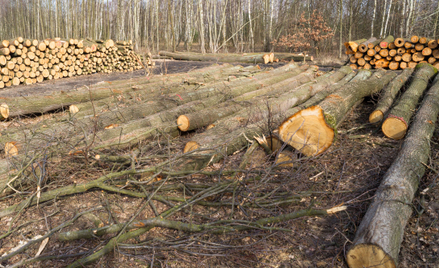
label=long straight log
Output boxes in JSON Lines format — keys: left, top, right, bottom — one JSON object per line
{"left": 177, "top": 66, "right": 324, "bottom": 132}
{"left": 346, "top": 76, "right": 439, "bottom": 268}
{"left": 0, "top": 64, "right": 234, "bottom": 117}
{"left": 159, "top": 51, "right": 271, "bottom": 64}
{"left": 278, "top": 70, "right": 396, "bottom": 156}
{"left": 172, "top": 72, "right": 366, "bottom": 172}
{"left": 369, "top": 68, "right": 415, "bottom": 123}
{"left": 382, "top": 63, "right": 437, "bottom": 139}
{"left": 182, "top": 67, "right": 353, "bottom": 153}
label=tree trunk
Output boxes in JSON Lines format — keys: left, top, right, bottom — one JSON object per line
{"left": 369, "top": 68, "right": 414, "bottom": 123}
{"left": 182, "top": 66, "right": 353, "bottom": 153}
{"left": 379, "top": 35, "right": 394, "bottom": 49}
{"left": 346, "top": 75, "right": 439, "bottom": 268}
{"left": 158, "top": 51, "right": 274, "bottom": 64}
{"left": 382, "top": 63, "right": 438, "bottom": 140}
{"left": 278, "top": 70, "right": 397, "bottom": 156}
{"left": 358, "top": 37, "right": 377, "bottom": 53}
{"left": 178, "top": 65, "right": 320, "bottom": 132}
{"left": 344, "top": 39, "right": 367, "bottom": 54}
{"left": 2, "top": 63, "right": 232, "bottom": 118}
{"left": 273, "top": 53, "right": 314, "bottom": 62}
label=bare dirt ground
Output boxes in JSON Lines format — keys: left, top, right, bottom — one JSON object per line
{"left": 0, "top": 60, "right": 438, "bottom": 268}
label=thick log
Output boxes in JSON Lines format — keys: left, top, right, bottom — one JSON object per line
{"left": 344, "top": 39, "right": 367, "bottom": 54}
{"left": 173, "top": 72, "right": 364, "bottom": 172}
{"left": 379, "top": 36, "right": 394, "bottom": 49}
{"left": 159, "top": 51, "right": 272, "bottom": 64}
{"left": 382, "top": 63, "right": 437, "bottom": 139}
{"left": 1, "top": 64, "right": 235, "bottom": 117}
{"left": 273, "top": 53, "right": 313, "bottom": 62}
{"left": 177, "top": 66, "right": 325, "bottom": 132}
{"left": 410, "top": 35, "right": 419, "bottom": 43}
{"left": 182, "top": 67, "right": 354, "bottom": 152}
{"left": 278, "top": 70, "right": 396, "bottom": 156}
{"left": 358, "top": 37, "right": 378, "bottom": 53}
{"left": 428, "top": 39, "right": 438, "bottom": 49}
{"left": 346, "top": 76, "right": 439, "bottom": 268}
{"left": 369, "top": 68, "right": 415, "bottom": 123}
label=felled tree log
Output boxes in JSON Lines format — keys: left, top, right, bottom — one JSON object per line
{"left": 173, "top": 71, "right": 367, "bottom": 172}
{"left": 382, "top": 63, "right": 437, "bottom": 139}
{"left": 344, "top": 39, "right": 368, "bottom": 54}
{"left": 369, "top": 68, "right": 415, "bottom": 123}
{"left": 272, "top": 53, "right": 314, "bottom": 62}
{"left": 182, "top": 66, "right": 353, "bottom": 153}
{"left": 158, "top": 51, "right": 271, "bottom": 64}
{"left": 358, "top": 37, "right": 378, "bottom": 53}
{"left": 278, "top": 69, "right": 396, "bottom": 156}
{"left": 346, "top": 75, "right": 439, "bottom": 268}
{"left": 0, "top": 64, "right": 303, "bottom": 156}
{"left": 177, "top": 65, "right": 322, "bottom": 132}
{"left": 379, "top": 36, "right": 395, "bottom": 49}
{"left": 2, "top": 64, "right": 235, "bottom": 117}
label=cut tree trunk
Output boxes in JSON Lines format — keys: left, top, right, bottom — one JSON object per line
{"left": 358, "top": 37, "right": 378, "bottom": 53}
{"left": 369, "top": 68, "right": 415, "bottom": 123}
{"left": 382, "top": 63, "right": 438, "bottom": 139}
{"left": 272, "top": 53, "right": 314, "bottom": 62}
{"left": 346, "top": 75, "right": 439, "bottom": 268}
{"left": 158, "top": 51, "right": 272, "bottom": 64}
{"left": 344, "top": 39, "right": 368, "bottom": 54}
{"left": 182, "top": 67, "right": 354, "bottom": 153}
{"left": 2, "top": 64, "right": 236, "bottom": 117}
{"left": 177, "top": 66, "right": 323, "bottom": 132}
{"left": 379, "top": 36, "right": 394, "bottom": 49}
{"left": 278, "top": 70, "right": 396, "bottom": 156}
{"left": 172, "top": 71, "right": 364, "bottom": 172}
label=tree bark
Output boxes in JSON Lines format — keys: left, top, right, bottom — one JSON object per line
{"left": 182, "top": 66, "right": 353, "bottom": 153}
{"left": 346, "top": 75, "right": 439, "bottom": 268}
{"left": 278, "top": 70, "right": 397, "bottom": 156}
{"left": 158, "top": 51, "right": 272, "bottom": 64}
{"left": 379, "top": 35, "right": 394, "bottom": 48}
{"left": 177, "top": 65, "right": 320, "bottom": 132}
{"left": 382, "top": 63, "right": 438, "bottom": 140}
{"left": 369, "top": 68, "right": 415, "bottom": 123}
{"left": 273, "top": 53, "right": 314, "bottom": 62}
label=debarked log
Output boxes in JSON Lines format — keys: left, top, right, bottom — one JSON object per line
{"left": 346, "top": 74, "right": 439, "bottom": 268}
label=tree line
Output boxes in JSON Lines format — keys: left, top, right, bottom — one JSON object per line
{"left": 0, "top": 0, "right": 438, "bottom": 57}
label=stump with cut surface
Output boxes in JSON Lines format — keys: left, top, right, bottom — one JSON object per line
{"left": 382, "top": 63, "right": 437, "bottom": 139}
{"left": 278, "top": 70, "right": 396, "bottom": 156}
{"left": 346, "top": 75, "right": 439, "bottom": 268}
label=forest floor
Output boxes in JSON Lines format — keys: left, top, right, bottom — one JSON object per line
{"left": 0, "top": 59, "right": 438, "bottom": 268}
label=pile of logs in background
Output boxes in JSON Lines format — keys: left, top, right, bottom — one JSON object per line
{"left": 345, "top": 35, "right": 439, "bottom": 70}
{"left": 0, "top": 37, "right": 143, "bottom": 89}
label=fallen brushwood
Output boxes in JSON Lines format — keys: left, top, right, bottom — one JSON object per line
{"left": 382, "top": 63, "right": 437, "bottom": 139}
{"left": 346, "top": 74, "right": 439, "bottom": 268}
{"left": 277, "top": 69, "right": 396, "bottom": 156}
{"left": 369, "top": 67, "right": 415, "bottom": 123}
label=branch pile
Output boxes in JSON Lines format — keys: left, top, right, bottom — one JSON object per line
{"left": 0, "top": 37, "right": 143, "bottom": 88}
{"left": 345, "top": 35, "right": 439, "bottom": 70}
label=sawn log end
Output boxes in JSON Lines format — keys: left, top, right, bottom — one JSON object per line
{"left": 278, "top": 106, "right": 334, "bottom": 156}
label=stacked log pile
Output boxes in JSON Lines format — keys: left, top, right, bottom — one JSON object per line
{"left": 345, "top": 35, "right": 439, "bottom": 70}
{"left": 0, "top": 37, "right": 143, "bottom": 89}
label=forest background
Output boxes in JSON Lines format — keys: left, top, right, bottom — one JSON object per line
{"left": 0, "top": 0, "right": 438, "bottom": 59}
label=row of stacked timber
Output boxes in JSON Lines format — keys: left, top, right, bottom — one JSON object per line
{"left": 345, "top": 35, "right": 439, "bottom": 70}
{"left": 0, "top": 37, "right": 143, "bottom": 89}
{"left": 158, "top": 51, "right": 313, "bottom": 64}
